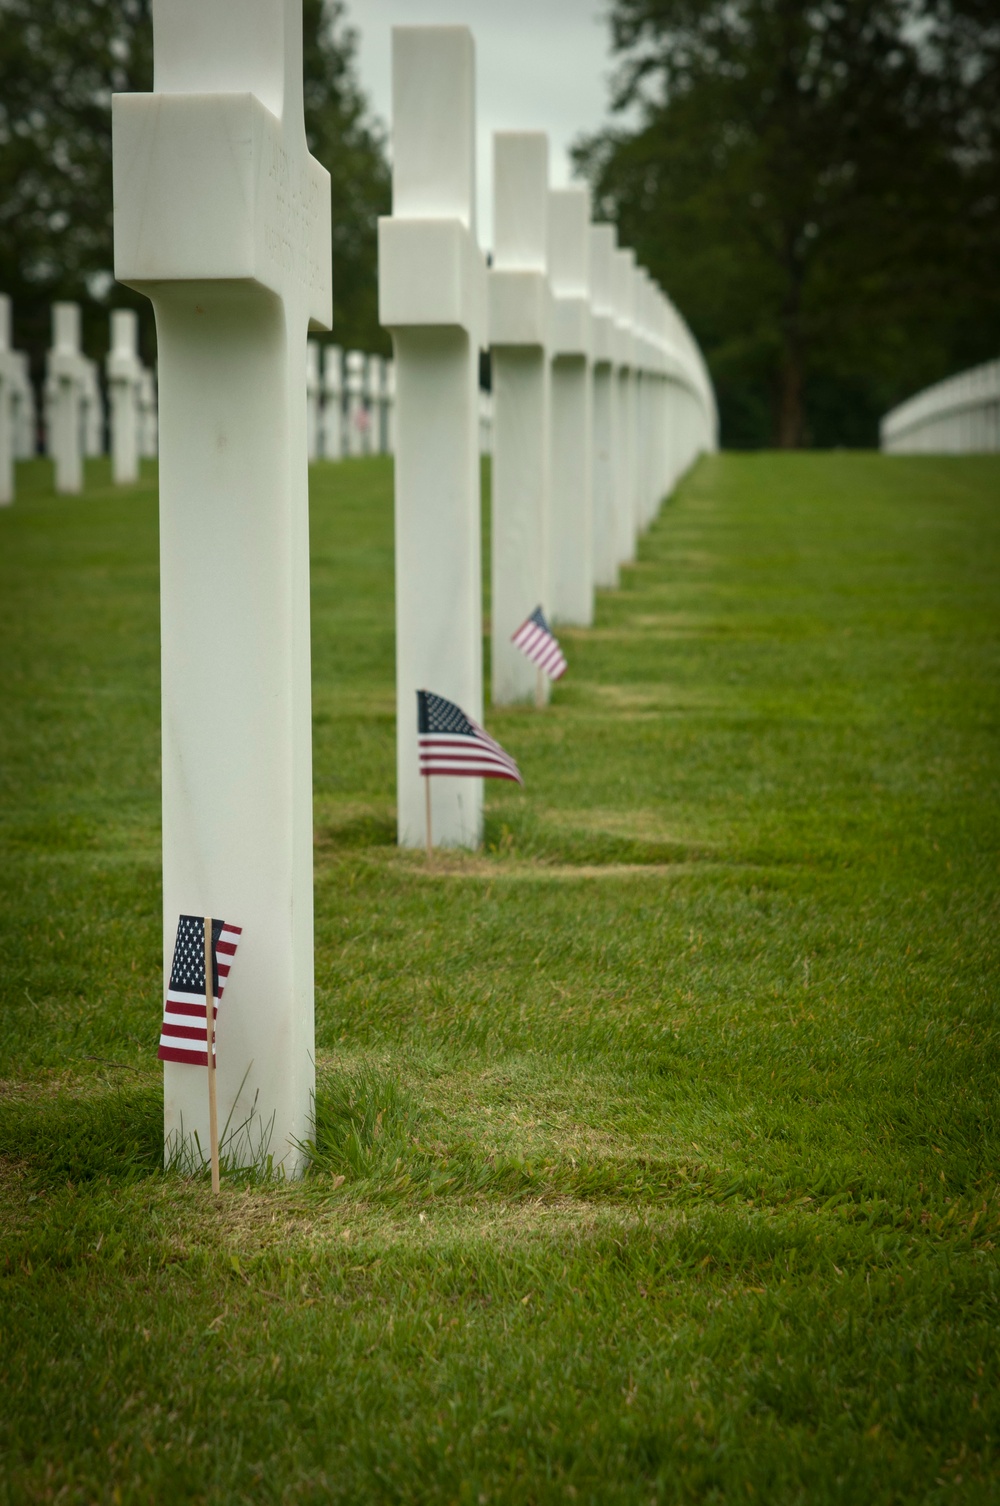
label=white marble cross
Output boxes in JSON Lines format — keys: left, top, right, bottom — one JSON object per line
{"left": 113, "top": 0, "right": 332, "bottom": 1176}
{"left": 489, "top": 131, "right": 552, "bottom": 706}
{"left": 46, "top": 303, "right": 87, "bottom": 494}
{"left": 107, "top": 310, "right": 143, "bottom": 484}
{"left": 548, "top": 186, "right": 593, "bottom": 627}
{"left": 379, "top": 26, "right": 486, "bottom": 850}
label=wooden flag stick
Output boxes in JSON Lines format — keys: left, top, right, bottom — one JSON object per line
{"left": 203, "top": 916, "right": 220, "bottom": 1196}
{"left": 424, "top": 774, "right": 433, "bottom": 864}
{"left": 535, "top": 665, "right": 545, "bottom": 710}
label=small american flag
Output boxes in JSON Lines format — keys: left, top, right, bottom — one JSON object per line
{"left": 417, "top": 690, "right": 523, "bottom": 784}
{"left": 512, "top": 606, "right": 567, "bottom": 680}
{"left": 158, "top": 914, "right": 242, "bottom": 1068}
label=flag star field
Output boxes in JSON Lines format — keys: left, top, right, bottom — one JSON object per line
{"left": 158, "top": 915, "right": 242, "bottom": 1069}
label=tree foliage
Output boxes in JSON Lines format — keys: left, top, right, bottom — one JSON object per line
{"left": 575, "top": 0, "right": 1000, "bottom": 446}
{"left": 0, "top": 0, "right": 389, "bottom": 383}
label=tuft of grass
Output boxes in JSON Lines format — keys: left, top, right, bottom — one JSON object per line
{"left": 0, "top": 1081, "right": 163, "bottom": 1189}
{"left": 311, "top": 1063, "right": 423, "bottom": 1180}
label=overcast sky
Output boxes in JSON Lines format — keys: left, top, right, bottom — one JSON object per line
{"left": 347, "top": 0, "right": 620, "bottom": 249}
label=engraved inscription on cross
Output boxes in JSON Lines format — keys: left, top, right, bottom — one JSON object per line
{"left": 112, "top": 0, "right": 332, "bottom": 1177}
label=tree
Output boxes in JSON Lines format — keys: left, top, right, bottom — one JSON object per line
{"left": 575, "top": 0, "right": 1000, "bottom": 447}
{"left": 0, "top": 0, "right": 389, "bottom": 390}
{"left": 302, "top": 0, "right": 391, "bottom": 354}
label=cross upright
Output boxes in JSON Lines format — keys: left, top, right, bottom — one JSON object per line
{"left": 548, "top": 187, "right": 593, "bottom": 627}
{"left": 489, "top": 131, "right": 552, "bottom": 707}
{"left": 113, "top": 0, "right": 332, "bottom": 1177}
{"left": 46, "top": 303, "right": 86, "bottom": 494}
{"left": 379, "top": 26, "right": 486, "bottom": 850}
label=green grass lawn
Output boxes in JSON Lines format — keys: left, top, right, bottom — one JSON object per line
{"left": 1, "top": 450, "right": 998, "bottom": 1504}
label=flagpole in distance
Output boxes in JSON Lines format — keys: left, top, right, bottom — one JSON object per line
{"left": 203, "top": 917, "right": 220, "bottom": 1195}
{"left": 535, "top": 666, "right": 545, "bottom": 710}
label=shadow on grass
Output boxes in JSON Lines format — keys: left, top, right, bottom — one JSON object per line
{"left": 316, "top": 812, "right": 397, "bottom": 851}
{"left": 482, "top": 810, "right": 705, "bottom": 867}
{"left": 314, "top": 805, "right": 720, "bottom": 868}
{"left": 311, "top": 1063, "right": 422, "bottom": 1180}
{"left": 306, "top": 1065, "right": 736, "bottom": 1206}
{"left": 0, "top": 1084, "right": 162, "bottom": 1188}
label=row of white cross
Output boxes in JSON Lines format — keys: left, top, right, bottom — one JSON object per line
{"left": 0, "top": 296, "right": 394, "bottom": 494}
{"left": 0, "top": 297, "right": 158, "bottom": 502}
{"left": 381, "top": 28, "right": 718, "bottom": 853}
{"left": 306, "top": 343, "right": 396, "bottom": 461}
{"left": 106, "top": 3, "right": 716, "bottom": 1175}
{"left": 880, "top": 356, "right": 1000, "bottom": 453}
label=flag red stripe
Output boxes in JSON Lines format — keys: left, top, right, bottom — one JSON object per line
{"left": 161, "top": 1023, "right": 208, "bottom": 1042}
{"left": 164, "top": 999, "right": 215, "bottom": 1024}
{"left": 419, "top": 763, "right": 522, "bottom": 783}
{"left": 512, "top": 614, "right": 566, "bottom": 681}
{"left": 419, "top": 757, "right": 518, "bottom": 773}
{"left": 418, "top": 743, "right": 518, "bottom": 774}
{"left": 419, "top": 747, "right": 516, "bottom": 764}
{"left": 418, "top": 744, "right": 514, "bottom": 764}
{"left": 514, "top": 622, "right": 545, "bottom": 649}
{"left": 159, "top": 916, "right": 240, "bottom": 1069}
{"left": 158, "top": 1045, "right": 213, "bottom": 1067}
